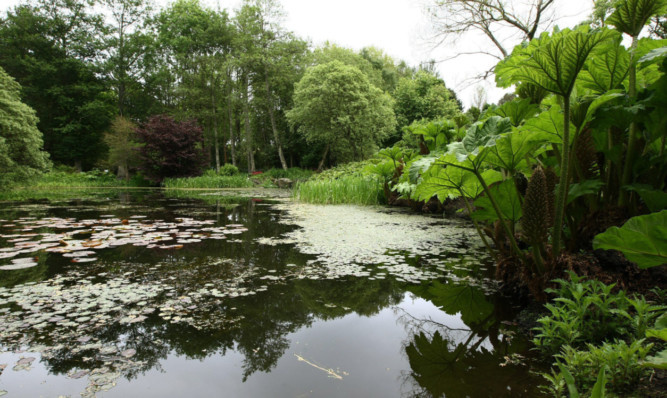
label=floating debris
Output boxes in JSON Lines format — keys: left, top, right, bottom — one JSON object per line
{"left": 294, "top": 354, "right": 347, "bottom": 380}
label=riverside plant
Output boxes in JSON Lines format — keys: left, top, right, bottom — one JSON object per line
{"left": 163, "top": 174, "right": 253, "bottom": 189}
{"left": 407, "top": 1, "right": 667, "bottom": 296}
{"left": 294, "top": 176, "right": 384, "bottom": 205}
{"left": 533, "top": 273, "right": 665, "bottom": 397}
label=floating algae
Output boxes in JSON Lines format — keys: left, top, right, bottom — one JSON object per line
{"left": 259, "top": 203, "right": 489, "bottom": 282}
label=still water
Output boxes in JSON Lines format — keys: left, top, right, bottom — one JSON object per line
{"left": 0, "top": 190, "right": 544, "bottom": 397}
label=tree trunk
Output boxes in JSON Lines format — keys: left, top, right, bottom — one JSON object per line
{"left": 117, "top": 163, "right": 129, "bottom": 180}
{"left": 227, "top": 80, "right": 237, "bottom": 167}
{"left": 211, "top": 83, "right": 220, "bottom": 173}
{"left": 264, "top": 76, "right": 288, "bottom": 170}
{"left": 317, "top": 144, "right": 330, "bottom": 172}
{"left": 243, "top": 76, "right": 255, "bottom": 173}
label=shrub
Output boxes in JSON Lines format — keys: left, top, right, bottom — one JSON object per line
{"left": 135, "top": 115, "right": 208, "bottom": 183}
{"left": 219, "top": 164, "right": 239, "bottom": 176}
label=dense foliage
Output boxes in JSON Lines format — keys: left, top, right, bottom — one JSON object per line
{"left": 135, "top": 115, "right": 208, "bottom": 183}
{"left": 0, "top": 66, "right": 50, "bottom": 185}
{"left": 287, "top": 61, "right": 396, "bottom": 170}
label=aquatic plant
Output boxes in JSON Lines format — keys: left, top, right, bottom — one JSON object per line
{"left": 163, "top": 174, "right": 253, "bottom": 189}
{"left": 294, "top": 176, "right": 384, "bottom": 205}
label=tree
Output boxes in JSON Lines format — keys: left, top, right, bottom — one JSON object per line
{"left": 393, "top": 71, "right": 462, "bottom": 137}
{"left": 104, "top": 116, "right": 142, "bottom": 180}
{"left": 0, "top": 66, "right": 50, "bottom": 185}
{"left": 0, "top": 2, "right": 114, "bottom": 169}
{"left": 424, "top": 0, "right": 556, "bottom": 77}
{"left": 154, "top": 0, "right": 234, "bottom": 173}
{"left": 102, "top": 0, "right": 154, "bottom": 117}
{"left": 135, "top": 115, "right": 208, "bottom": 183}
{"left": 286, "top": 61, "right": 396, "bottom": 170}
{"left": 312, "top": 43, "right": 386, "bottom": 89}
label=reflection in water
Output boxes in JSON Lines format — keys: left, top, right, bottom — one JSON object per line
{"left": 0, "top": 190, "right": 543, "bottom": 397}
{"left": 401, "top": 282, "right": 545, "bottom": 397}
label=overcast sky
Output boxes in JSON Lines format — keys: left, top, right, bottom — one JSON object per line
{"left": 0, "top": 0, "right": 593, "bottom": 107}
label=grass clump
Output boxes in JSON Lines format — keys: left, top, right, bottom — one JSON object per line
{"left": 163, "top": 173, "right": 253, "bottom": 189}
{"left": 294, "top": 160, "right": 385, "bottom": 205}
{"left": 295, "top": 175, "right": 384, "bottom": 205}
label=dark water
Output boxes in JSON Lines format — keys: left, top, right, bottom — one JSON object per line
{"left": 0, "top": 190, "right": 544, "bottom": 397}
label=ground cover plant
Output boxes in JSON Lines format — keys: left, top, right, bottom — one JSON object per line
{"left": 534, "top": 273, "right": 665, "bottom": 397}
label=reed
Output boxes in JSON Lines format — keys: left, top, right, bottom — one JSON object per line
{"left": 294, "top": 176, "right": 384, "bottom": 205}
{"left": 163, "top": 174, "right": 253, "bottom": 189}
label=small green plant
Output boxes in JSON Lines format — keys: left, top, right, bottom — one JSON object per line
{"left": 644, "top": 313, "right": 667, "bottom": 370}
{"left": 533, "top": 272, "right": 664, "bottom": 355}
{"left": 544, "top": 366, "right": 607, "bottom": 398}
{"left": 556, "top": 340, "right": 651, "bottom": 394}
{"left": 535, "top": 273, "right": 664, "bottom": 397}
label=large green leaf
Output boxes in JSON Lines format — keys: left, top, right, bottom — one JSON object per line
{"left": 485, "top": 98, "right": 540, "bottom": 126}
{"left": 448, "top": 116, "right": 511, "bottom": 160}
{"left": 428, "top": 282, "right": 494, "bottom": 327}
{"left": 447, "top": 116, "right": 512, "bottom": 170}
{"left": 607, "top": 0, "right": 667, "bottom": 37}
{"left": 644, "top": 349, "right": 667, "bottom": 369}
{"left": 473, "top": 179, "right": 522, "bottom": 223}
{"left": 580, "top": 38, "right": 630, "bottom": 93}
{"left": 593, "top": 210, "right": 667, "bottom": 268}
{"left": 414, "top": 164, "right": 501, "bottom": 202}
{"left": 496, "top": 26, "right": 617, "bottom": 97}
{"left": 408, "top": 155, "right": 438, "bottom": 183}
{"left": 640, "top": 45, "right": 667, "bottom": 64}
{"left": 519, "top": 105, "right": 576, "bottom": 145}
{"left": 626, "top": 185, "right": 667, "bottom": 211}
{"left": 484, "top": 129, "right": 543, "bottom": 174}
{"left": 567, "top": 179, "right": 605, "bottom": 204}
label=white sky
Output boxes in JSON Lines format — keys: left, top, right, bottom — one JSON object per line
{"left": 0, "top": 0, "right": 593, "bottom": 108}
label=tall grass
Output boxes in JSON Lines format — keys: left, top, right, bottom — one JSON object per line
{"left": 295, "top": 176, "right": 384, "bottom": 205}
{"left": 163, "top": 174, "right": 253, "bottom": 189}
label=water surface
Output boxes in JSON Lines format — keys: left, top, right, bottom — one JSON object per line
{"left": 0, "top": 189, "right": 544, "bottom": 397}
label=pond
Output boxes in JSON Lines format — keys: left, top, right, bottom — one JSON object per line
{"left": 0, "top": 189, "right": 545, "bottom": 397}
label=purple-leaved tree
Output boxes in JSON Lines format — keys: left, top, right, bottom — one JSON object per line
{"left": 136, "top": 115, "right": 208, "bottom": 183}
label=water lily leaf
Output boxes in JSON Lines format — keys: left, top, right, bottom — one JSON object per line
{"left": 593, "top": 210, "right": 667, "bottom": 268}
{"left": 120, "top": 349, "right": 136, "bottom": 358}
